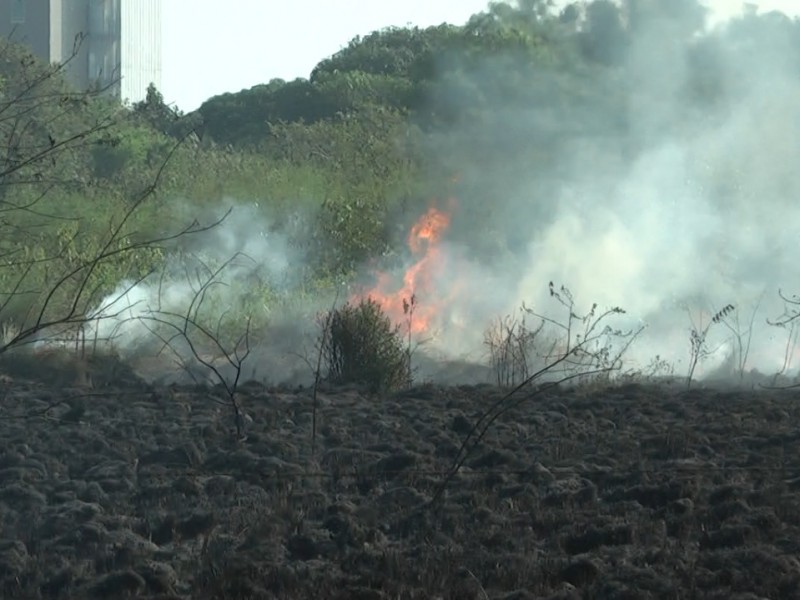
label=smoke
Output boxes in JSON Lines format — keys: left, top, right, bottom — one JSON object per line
{"left": 398, "top": 5, "right": 800, "bottom": 381}
{"left": 78, "top": 4, "right": 800, "bottom": 386}
{"left": 84, "top": 201, "right": 321, "bottom": 385}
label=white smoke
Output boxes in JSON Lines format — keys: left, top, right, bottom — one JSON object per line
{"left": 82, "top": 201, "right": 311, "bottom": 382}
{"left": 75, "top": 6, "right": 800, "bottom": 386}
{"left": 394, "top": 6, "right": 800, "bottom": 382}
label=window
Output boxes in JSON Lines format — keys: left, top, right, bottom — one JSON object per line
{"left": 11, "top": 0, "right": 25, "bottom": 24}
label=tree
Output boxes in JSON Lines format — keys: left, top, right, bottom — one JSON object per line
{"left": 197, "top": 78, "right": 335, "bottom": 147}
{"left": 0, "top": 38, "right": 221, "bottom": 353}
{"left": 132, "top": 82, "right": 201, "bottom": 140}
{"left": 0, "top": 38, "right": 114, "bottom": 192}
{"left": 309, "top": 26, "right": 457, "bottom": 82}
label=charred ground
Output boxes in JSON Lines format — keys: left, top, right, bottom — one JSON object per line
{"left": 0, "top": 359, "right": 798, "bottom": 599}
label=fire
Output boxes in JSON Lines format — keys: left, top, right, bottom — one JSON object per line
{"left": 355, "top": 200, "right": 456, "bottom": 334}
{"left": 407, "top": 206, "right": 450, "bottom": 254}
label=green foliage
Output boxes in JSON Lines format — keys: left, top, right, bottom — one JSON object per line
{"left": 132, "top": 83, "right": 201, "bottom": 139}
{"left": 1, "top": 0, "right": 793, "bottom": 360}
{"left": 197, "top": 18, "right": 583, "bottom": 149}
{"left": 313, "top": 70, "right": 416, "bottom": 114}
{"left": 268, "top": 106, "right": 415, "bottom": 180}
{"left": 90, "top": 122, "right": 167, "bottom": 180}
{"left": 320, "top": 298, "right": 412, "bottom": 392}
{"left": 0, "top": 194, "right": 165, "bottom": 326}
{"left": 0, "top": 40, "right": 202, "bottom": 344}
{"left": 266, "top": 108, "right": 420, "bottom": 275}
{"left": 197, "top": 78, "right": 335, "bottom": 147}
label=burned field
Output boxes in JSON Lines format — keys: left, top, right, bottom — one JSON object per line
{"left": 0, "top": 366, "right": 799, "bottom": 600}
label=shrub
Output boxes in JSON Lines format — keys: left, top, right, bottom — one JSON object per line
{"left": 319, "top": 298, "right": 411, "bottom": 392}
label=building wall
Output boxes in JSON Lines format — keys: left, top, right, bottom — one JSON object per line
{"left": 88, "top": 0, "right": 121, "bottom": 97}
{"left": 119, "top": 0, "right": 161, "bottom": 104}
{"left": 1, "top": 0, "right": 161, "bottom": 104}
{"left": 56, "top": 0, "right": 92, "bottom": 89}
{"left": 0, "top": 0, "right": 53, "bottom": 60}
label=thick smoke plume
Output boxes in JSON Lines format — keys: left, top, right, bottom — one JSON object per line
{"left": 84, "top": 5, "right": 800, "bottom": 386}
{"left": 388, "top": 6, "right": 800, "bottom": 381}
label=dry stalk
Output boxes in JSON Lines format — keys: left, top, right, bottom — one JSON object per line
{"left": 136, "top": 254, "right": 253, "bottom": 440}
{"left": 686, "top": 303, "right": 734, "bottom": 388}
{"left": 716, "top": 294, "right": 763, "bottom": 382}
{"left": 311, "top": 289, "right": 340, "bottom": 458}
{"left": 425, "top": 282, "right": 642, "bottom": 510}
{"left": 766, "top": 289, "right": 800, "bottom": 387}
{"left": 484, "top": 308, "right": 545, "bottom": 387}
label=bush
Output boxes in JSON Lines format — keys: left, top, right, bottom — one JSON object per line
{"left": 319, "top": 298, "right": 411, "bottom": 392}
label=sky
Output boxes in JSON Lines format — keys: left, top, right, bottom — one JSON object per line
{"left": 160, "top": 0, "right": 800, "bottom": 113}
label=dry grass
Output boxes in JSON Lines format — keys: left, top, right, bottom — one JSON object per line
{"left": 483, "top": 308, "right": 545, "bottom": 388}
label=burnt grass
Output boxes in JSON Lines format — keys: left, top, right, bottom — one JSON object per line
{"left": 1, "top": 363, "right": 800, "bottom": 599}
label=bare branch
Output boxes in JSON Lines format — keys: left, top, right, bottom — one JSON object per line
{"left": 425, "top": 284, "right": 641, "bottom": 510}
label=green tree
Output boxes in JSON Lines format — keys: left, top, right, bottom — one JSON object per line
{"left": 197, "top": 78, "right": 334, "bottom": 147}
{"left": 0, "top": 38, "right": 215, "bottom": 349}
{"left": 132, "top": 82, "right": 202, "bottom": 140}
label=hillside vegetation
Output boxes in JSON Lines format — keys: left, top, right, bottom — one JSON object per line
{"left": 1, "top": 0, "right": 799, "bottom": 378}
{"left": 3, "top": 1, "right": 794, "bottom": 327}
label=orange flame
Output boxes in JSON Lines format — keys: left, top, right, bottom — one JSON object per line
{"left": 355, "top": 200, "right": 456, "bottom": 334}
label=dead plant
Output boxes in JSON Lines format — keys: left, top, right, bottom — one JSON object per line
{"left": 716, "top": 294, "right": 763, "bottom": 382}
{"left": 685, "top": 303, "right": 734, "bottom": 388}
{"left": 766, "top": 289, "right": 800, "bottom": 387}
{"left": 425, "top": 281, "right": 642, "bottom": 509}
{"left": 136, "top": 253, "right": 252, "bottom": 440}
{"left": 484, "top": 307, "right": 545, "bottom": 388}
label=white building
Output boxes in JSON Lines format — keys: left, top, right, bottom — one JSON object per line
{"left": 1, "top": 0, "right": 162, "bottom": 104}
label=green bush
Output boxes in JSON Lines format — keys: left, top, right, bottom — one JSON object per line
{"left": 320, "top": 298, "right": 411, "bottom": 392}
